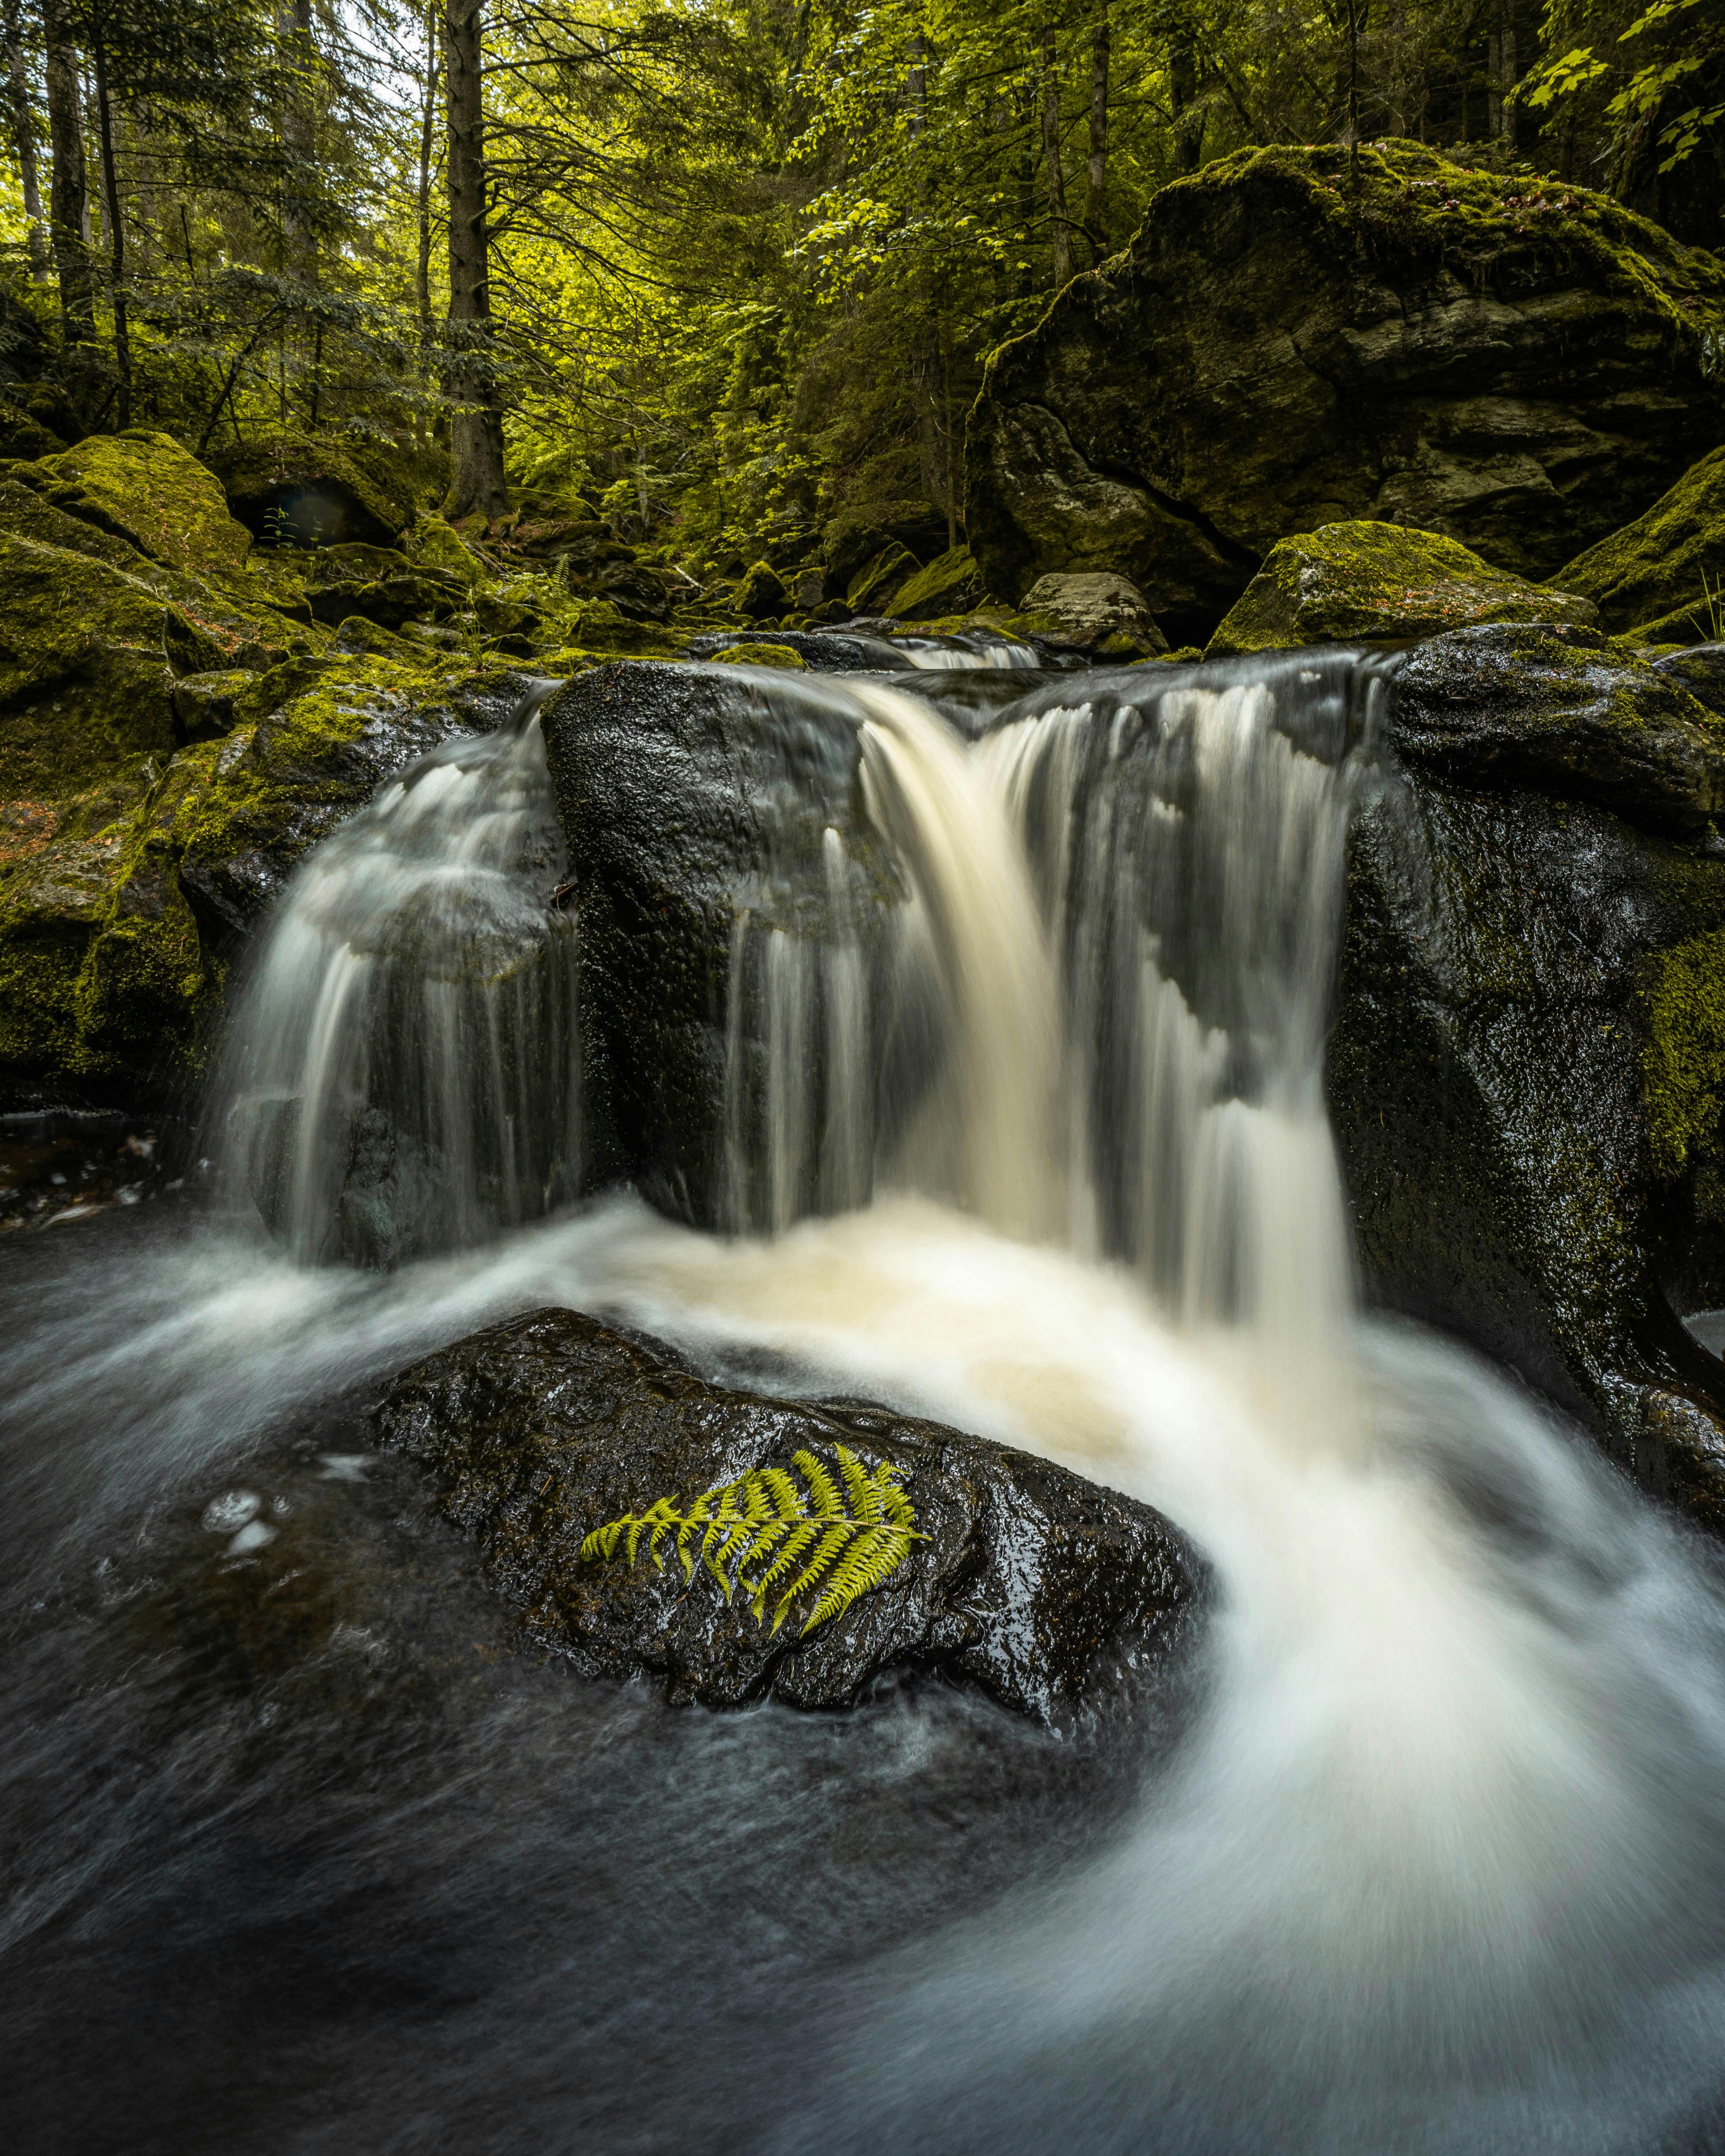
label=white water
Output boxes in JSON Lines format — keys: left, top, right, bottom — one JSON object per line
{"left": 15, "top": 648, "right": 1725, "bottom": 2148}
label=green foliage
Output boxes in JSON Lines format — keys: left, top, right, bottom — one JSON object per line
{"left": 581, "top": 1443, "right": 925, "bottom": 1636}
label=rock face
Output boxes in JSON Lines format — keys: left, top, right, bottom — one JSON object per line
{"left": 967, "top": 144, "right": 1725, "bottom": 645}
{"left": 1552, "top": 445, "right": 1725, "bottom": 646}
{"left": 538, "top": 661, "right": 905, "bottom": 1220}
{"left": 370, "top": 1304, "right": 1206, "bottom": 1721}
{"left": 1206, "top": 522, "right": 1597, "bottom": 655}
{"left": 1329, "top": 629, "right": 1725, "bottom": 1530}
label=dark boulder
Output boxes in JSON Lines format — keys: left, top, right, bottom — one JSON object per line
{"left": 369, "top": 1304, "right": 1206, "bottom": 1722}
{"left": 538, "top": 661, "right": 906, "bottom": 1222}
{"left": 1551, "top": 446, "right": 1725, "bottom": 646}
{"left": 1329, "top": 627, "right": 1725, "bottom": 1530}
{"left": 304, "top": 543, "right": 471, "bottom": 631}
{"left": 967, "top": 143, "right": 1725, "bottom": 645}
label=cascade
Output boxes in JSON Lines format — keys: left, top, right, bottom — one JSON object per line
{"left": 206, "top": 688, "right": 581, "bottom": 1266}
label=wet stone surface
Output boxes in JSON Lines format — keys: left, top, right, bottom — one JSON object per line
{"left": 370, "top": 1304, "right": 1208, "bottom": 1724}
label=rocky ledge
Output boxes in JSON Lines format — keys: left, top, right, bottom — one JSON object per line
{"left": 369, "top": 1305, "right": 1206, "bottom": 1723}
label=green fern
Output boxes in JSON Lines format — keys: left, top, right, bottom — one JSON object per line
{"left": 581, "top": 1444, "right": 925, "bottom": 1637}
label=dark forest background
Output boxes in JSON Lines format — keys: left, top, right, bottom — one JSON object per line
{"left": 0, "top": 0, "right": 1718, "bottom": 566}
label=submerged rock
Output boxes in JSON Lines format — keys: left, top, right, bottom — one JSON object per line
{"left": 967, "top": 143, "right": 1725, "bottom": 643}
{"left": 370, "top": 1305, "right": 1206, "bottom": 1721}
{"left": 1206, "top": 522, "right": 1597, "bottom": 654}
{"left": 1552, "top": 445, "right": 1725, "bottom": 646}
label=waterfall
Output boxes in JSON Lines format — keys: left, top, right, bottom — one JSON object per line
{"left": 717, "top": 650, "right": 1380, "bottom": 1389}
{"left": 207, "top": 691, "right": 581, "bottom": 1265}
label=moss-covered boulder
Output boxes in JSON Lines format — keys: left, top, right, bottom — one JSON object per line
{"left": 1552, "top": 446, "right": 1725, "bottom": 646}
{"left": 0, "top": 533, "right": 229, "bottom": 800}
{"left": 303, "top": 543, "right": 471, "bottom": 631}
{"left": 204, "top": 432, "right": 412, "bottom": 548}
{"left": 406, "top": 510, "right": 490, "bottom": 588}
{"left": 0, "top": 651, "right": 534, "bottom": 1094}
{"left": 706, "top": 641, "right": 809, "bottom": 669}
{"left": 968, "top": 143, "right": 1725, "bottom": 646}
{"left": 13, "top": 430, "right": 252, "bottom": 580}
{"left": 883, "top": 544, "right": 986, "bottom": 621}
{"left": 846, "top": 542, "right": 918, "bottom": 613}
{"left": 735, "top": 560, "right": 787, "bottom": 620}
{"left": 1207, "top": 522, "right": 1599, "bottom": 655}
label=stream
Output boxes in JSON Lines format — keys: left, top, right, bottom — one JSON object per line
{"left": 7, "top": 649, "right": 1725, "bottom": 2154}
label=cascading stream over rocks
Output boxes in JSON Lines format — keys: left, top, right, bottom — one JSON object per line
{"left": 15, "top": 633, "right": 1725, "bottom": 2156}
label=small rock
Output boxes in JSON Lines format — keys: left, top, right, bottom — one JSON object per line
{"left": 1020, "top": 570, "right": 1167, "bottom": 657}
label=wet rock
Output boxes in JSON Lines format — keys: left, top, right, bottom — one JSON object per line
{"left": 1552, "top": 446, "right": 1725, "bottom": 646}
{"left": 1655, "top": 645, "right": 1725, "bottom": 721}
{"left": 1019, "top": 570, "right": 1167, "bottom": 657}
{"left": 539, "top": 660, "right": 906, "bottom": 1221}
{"left": 967, "top": 143, "right": 1725, "bottom": 643}
{"left": 1329, "top": 641, "right": 1725, "bottom": 1528}
{"left": 1206, "top": 523, "right": 1596, "bottom": 655}
{"left": 171, "top": 669, "right": 256, "bottom": 744}
{"left": 1385, "top": 624, "right": 1725, "bottom": 830}
{"left": 369, "top": 1304, "right": 1206, "bottom": 1721}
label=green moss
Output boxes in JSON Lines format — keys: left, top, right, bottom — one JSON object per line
{"left": 1556, "top": 447, "right": 1725, "bottom": 643}
{"left": 0, "top": 531, "right": 227, "bottom": 799}
{"left": 706, "top": 642, "right": 809, "bottom": 669}
{"left": 883, "top": 545, "right": 985, "bottom": 621}
{"left": 204, "top": 431, "right": 411, "bottom": 547}
{"left": 408, "top": 511, "right": 490, "bottom": 588}
{"left": 1207, "top": 520, "right": 1599, "bottom": 654}
{"left": 19, "top": 430, "right": 252, "bottom": 580}
{"left": 1643, "top": 928, "right": 1725, "bottom": 1183}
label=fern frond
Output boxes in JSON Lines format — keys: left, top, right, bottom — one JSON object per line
{"left": 583, "top": 1446, "right": 926, "bottom": 1638}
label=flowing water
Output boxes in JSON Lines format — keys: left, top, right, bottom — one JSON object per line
{"left": 6, "top": 651, "right": 1725, "bottom": 2153}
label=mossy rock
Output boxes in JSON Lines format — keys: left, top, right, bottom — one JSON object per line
{"left": 706, "top": 641, "right": 809, "bottom": 670}
{"left": 969, "top": 141, "right": 1725, "bottom": 646}
{"left": 0, "top": 405, "right": 65, "bottom": 461}
{"left": 824, "top": 493, "right": 947, "bottom": 587}
{"left": 846, "top": 542, "right": 918, "bottom": 613}
{"left": 15, "top": 430, "right": 252, "bottom": 580}
{"left": 303, "top": 544, "right": 471, "bottom": 630}
{"left": 883, "top": 544, "right": 986, "bottom": 622}
{"left": 407, "top": 510, "right": 491, "bottom": 588}
{"left": 204, "top": 431, "right": 411, "bottom": 549}
{"left": 0, "top": 650, "right": 537, "bottom": 1091}
{"left": 736, "top": 560, "right": 787, "bottom": 620}
{"left": 1553, "top": 446, "right": 1725, "bottom": 646}
{"left": 1206, "top": 522, "right": 1599, "bottom": 656}
{"left": 561, "top": 598, "right": 679, "bottom": 657}
{"left": 0, "top": 532, "right": 228, "bottom": 800}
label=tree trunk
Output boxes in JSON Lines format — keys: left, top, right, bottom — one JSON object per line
{"left": 44, "top": 20, "right": 92, "bottom": 343}
{"left": 1499, "top": 11, "right": 1518, "bottom": 149}
{"left": 1487, "top": 15, "right": 1503, "bottom": 140}
{"left": 1041, "top": 24, "right": 1070, "bottom": 287}
{"left": 276, "top": 0, "right": 316, "bottom": 280}
{"left": 416, "top": 0, "right": 440, "bottom": 345}
{"left": 1084, "top": 2, "right": 1109, "bottom": 256}
{"left": 442, "top": 0, "right": 507, "bottom": 521}
{"left": 1169, "top": 19, "right": 1203, "bottom": 176}
{"left": 89, "top": 26, "right": 129, "bottom": 425}
{"left": 4, "top": 0, "right": 48, "bottom": 280}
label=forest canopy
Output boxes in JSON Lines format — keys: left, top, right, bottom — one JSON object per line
{"left": 0, "top": 0, "right": 1717, "bottom": 573}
